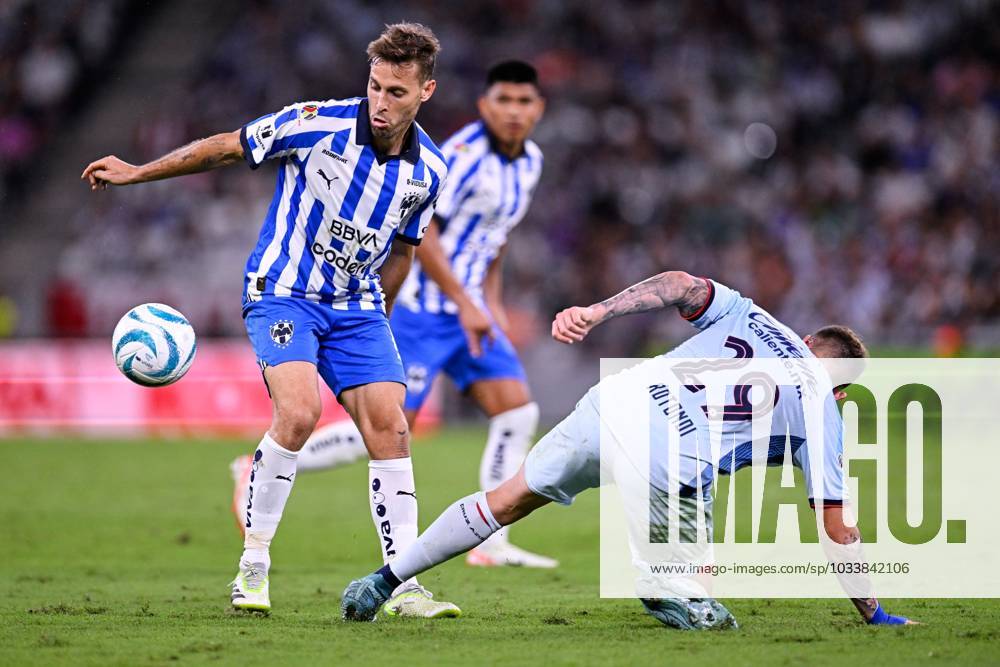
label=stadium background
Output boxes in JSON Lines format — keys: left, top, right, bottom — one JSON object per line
{"left": 1, "top": 0, "right": 998, "bottom": 428}
{"left": 2, "top": 2, "right": 1000, "bottom": 664}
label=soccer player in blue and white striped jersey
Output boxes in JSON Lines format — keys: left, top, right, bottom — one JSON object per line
{"left": 83, "top": 23, "right": 459, "bottom": 618}
{"left": 293, "top": 61, "right": 556, "bottom": 569}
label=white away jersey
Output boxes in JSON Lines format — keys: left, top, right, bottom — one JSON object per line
{"left": 240, "top": 97, "right": 447, "bottom": 312}
{"left": 597, "top": 280, "right": 847, "bottom": 505}
{"left": 397, "top": 120, "right": 543, "bottom": 314}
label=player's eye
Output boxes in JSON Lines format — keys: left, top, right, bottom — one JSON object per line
{"left": 392, "top": 90, "right": 405, "bottom": 98}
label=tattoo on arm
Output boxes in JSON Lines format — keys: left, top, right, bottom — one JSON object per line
{"left": 594, "top": 272, "right": 710, "bottom": 323}
{"left": 142, "top": 133, "right": 242, "bottom": 181}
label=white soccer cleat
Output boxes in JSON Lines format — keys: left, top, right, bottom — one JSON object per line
{"left": 230, "top": 454, "right": 252, "bottom": 537}
{"left": 231, "top": 560, "right": 270, "bottom": 613}
{"left": 466, "top": 542, "right": 559, "bottom": 569}
{"left": 381, "top": 583, "right": 461, "bottom": 619}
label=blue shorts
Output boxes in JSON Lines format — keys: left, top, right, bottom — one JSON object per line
{"left": 389, "top": 305, "right": 526, "bottom": 411}
{"left": 244, "top": 297, "right": 404, "bottom": 398}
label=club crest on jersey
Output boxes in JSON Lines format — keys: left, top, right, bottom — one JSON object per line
{"left": 398, "top": 193, "right": 422, "bottom": 218}
{"left": 269, "top": 320, "right": 294, "bottom": 348}
{"left": 405, "top": 363, "right": 429, "bottom": 394}
{"left": 301, "top": 104, "right": 318, "bottom": 121}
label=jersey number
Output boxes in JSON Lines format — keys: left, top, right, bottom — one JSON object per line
{"left": 680, "top": 336, "right": 779, "bottom": 422}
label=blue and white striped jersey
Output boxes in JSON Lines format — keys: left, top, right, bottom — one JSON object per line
{"left": 240, "top": 97, "right": 447, "bottom": 312}
{"left": 397, "top": 120, "right": 543, "bottom": 314}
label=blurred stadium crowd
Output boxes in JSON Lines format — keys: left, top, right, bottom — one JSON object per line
{"left": 14, "top": 0, "right": 1000, "bottom": 352}
{"left": 1, "top": 0, "right": 131, "bottom": 202}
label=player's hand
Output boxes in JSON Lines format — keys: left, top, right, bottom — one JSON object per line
{"left": 459, "top": 302, "right": 494, "bottom": 357}
{"left": 551, "top": 305, "right": 597, "bottom": 345}
{"left": 81, "top": 156, "right": 140, "bottom": 190}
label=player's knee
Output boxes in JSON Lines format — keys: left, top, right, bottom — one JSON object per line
{"left": 360, "top": 409, "right": 410, "bottom": 457}
{"left": 272, "top": 402, "right": 321, "bottom": 447}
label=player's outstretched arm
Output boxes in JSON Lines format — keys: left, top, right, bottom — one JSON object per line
{"left": 820, "top": 506, "right": 918, "bottom": 625}
{"left": 551, "top": 271, "right": 709, "bottom": 344}
{"left": 81, "top": 130, "right": 244, "bottom": 190}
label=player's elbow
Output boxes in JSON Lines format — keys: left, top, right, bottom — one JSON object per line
{"left": 655, "top": 271, "right": 697, "bottom": 299}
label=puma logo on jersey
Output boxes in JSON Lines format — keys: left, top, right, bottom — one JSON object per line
{"left": 317, "top": 169, "right": 338, "bottom": 190}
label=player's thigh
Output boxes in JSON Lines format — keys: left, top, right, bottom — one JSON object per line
{"left": 339, "top": 381, "right": 409, "bottom": 458}
{"left": 262, "top": 361, "right": 323, "bottom": 428}
{"left": 522, "top": 396, "right": 602, "bottom": 506}
{"left": 244, "top": 298, "right": 324, "bottom": 442}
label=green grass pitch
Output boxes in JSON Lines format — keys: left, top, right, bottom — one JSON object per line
{"left": 2, "top": 428, "right": 999, "bottom": 666}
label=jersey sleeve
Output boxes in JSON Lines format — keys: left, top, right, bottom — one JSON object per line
{"left": 432, "top": 140, "right": 485, "bottom": 222}
{"left": 396, "top": 169, "right": 445, "bottom": 246}
{"left": 240, "top": 102, "right": 324, "bottom": 169}
{"left": 682, "top": 280, "right": 746, "bottom": 330}
{"left": 793, "top": 394, "right": 847, "bottom": 506}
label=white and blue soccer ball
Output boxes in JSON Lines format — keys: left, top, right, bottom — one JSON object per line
{"left": 112, "top": 303, "right": 197, "bottom": 387}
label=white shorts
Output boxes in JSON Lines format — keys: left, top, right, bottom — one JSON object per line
{"left": 524, "top": 392, "right": 603, "bottom": 505}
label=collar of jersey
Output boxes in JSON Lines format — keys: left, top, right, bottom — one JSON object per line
{"left": 355, "top": 99, "right": 421, "bottom": 165}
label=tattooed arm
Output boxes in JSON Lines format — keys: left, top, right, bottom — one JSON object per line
{"left": 82, "top": 130, "right": 244, "bottom": 190}
{"left": 551, "top": 271, "right": 710, "bottom": 344}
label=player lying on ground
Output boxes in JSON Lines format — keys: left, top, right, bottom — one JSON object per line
{"left": 83, "top": 23, "right": 461, "bottom": 618}
{"left": 230, "top": 60, "right": 555, "bottom": 570}
{"left": 341, "top": 271, "right": 915, "bottom": 628}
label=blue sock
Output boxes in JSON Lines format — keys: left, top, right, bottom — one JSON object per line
{"left": 375, "top": 564, "right": 402, "bottom": 596}
{"left": 869, "top": 605, "right": 908, "bottom": 625}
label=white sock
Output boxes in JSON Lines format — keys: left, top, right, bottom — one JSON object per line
{"left": 388, "top": 491, "right": 501, "bottom": 583}
{"left": 295, "top": 420, "right": 367, "bottom": 472}
{"left": 478, "top": 402, "right": 538, "bottom": 546}
{"left": 369, "top": 457, "right": 419, "bottom": 588}
{"left": 242, "top": 433, "right": 298, "bottom": 569}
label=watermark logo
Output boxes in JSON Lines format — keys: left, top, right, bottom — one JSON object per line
{"left": 597, "top": 357, "right": 996, "bottom": 599}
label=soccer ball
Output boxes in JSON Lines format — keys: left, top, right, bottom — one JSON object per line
{"left": 112, "top": 303, "right": 197, "bottom": 387}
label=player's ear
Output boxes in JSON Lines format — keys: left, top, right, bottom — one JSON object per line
{"left": 803, "top": 334, "right": 814, "bottom": 347}
{"left": 420, "top": 79, "right": 436, "bottom": 102}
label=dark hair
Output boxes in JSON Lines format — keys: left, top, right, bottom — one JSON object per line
{"left": 486, "top": 60, "right": 539, "bottom": 89}
{"left": 366, "top": 23, "right": 440, "bottom": 82}
{"left": 812, "top": 325, "right": 869, "bottom": 359}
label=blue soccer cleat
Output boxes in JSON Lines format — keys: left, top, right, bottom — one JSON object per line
{"left": 341, "top": 573, "right": 395, "bottom": 622}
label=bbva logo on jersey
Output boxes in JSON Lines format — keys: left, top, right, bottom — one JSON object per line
{"left": 269, "top": 320, "right": 294, "bottom": 348}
